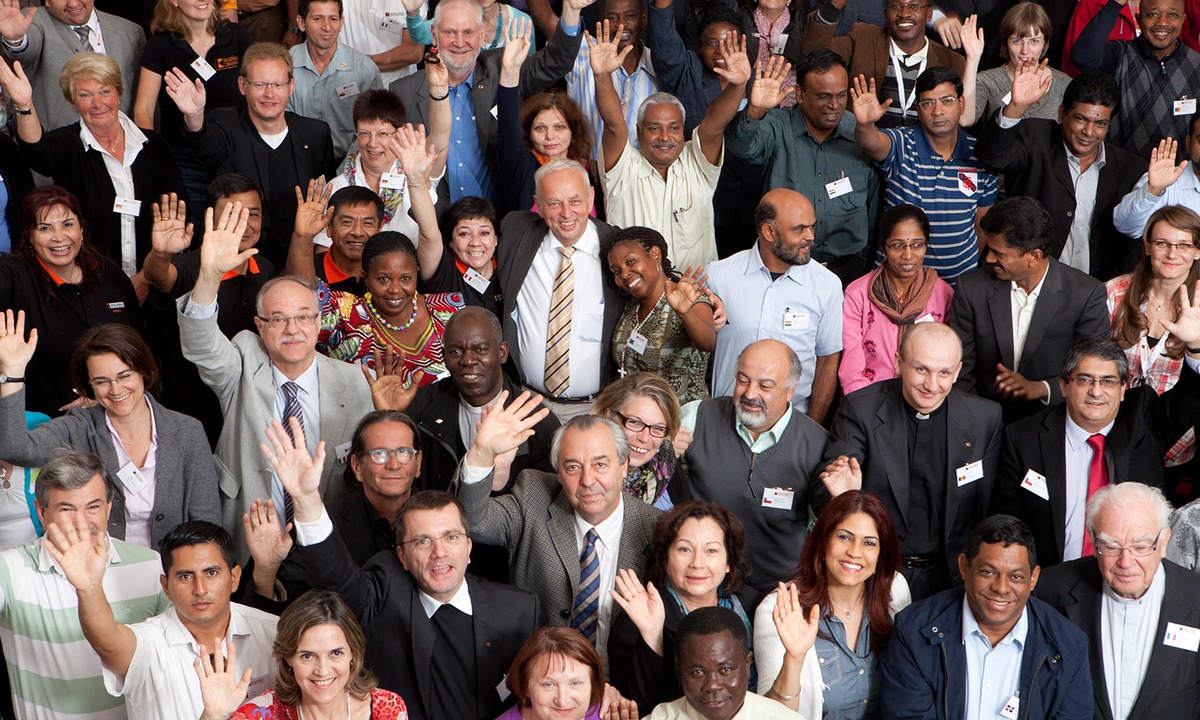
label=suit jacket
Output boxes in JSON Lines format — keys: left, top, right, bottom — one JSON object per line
{"left": 1036, "top": 558, "right": 1200, "bottom": 720}
{"left": 975, "top": 116, "right": 1147, "bottom": 280}
{"left": 993, "top": 361, "right": 1200, "bottom": 566}
{"left": 456, "top": 466, "right": 660, "bottom": 626}
{"left": 295, "top": 530, "right": 541, "bottom": 720}
{"left": 177, "top": 298, "right": 373, "bottom": 561}
{"left": 814, "top": 381, "right": 1004, "bottom": 583}
{"left": 2, "top": 9, "right": 145, "bottom": 131}
{"left": 950, "top": 259, "right": 1111, "bottom": 420}
{"left": 495, "top": 212, "right": 623, "bottom": 385}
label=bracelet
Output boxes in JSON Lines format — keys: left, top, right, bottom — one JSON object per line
{"left": 409, "top": 181, "right": 430, "bottom": 189}
{"left": 429, "top": 89, "right": 449, "bottom": 101}
{"left": 1, "top": 35, "right": 25, "bottom": 49}
{"left": 13, "top": 106, "right": 31, "bottom": 116}
{"left": 1188, "top": 346, "right": 1200, "bottom": 354}
{"left": 766, "top": 685, "right": 800, "bottom": 702}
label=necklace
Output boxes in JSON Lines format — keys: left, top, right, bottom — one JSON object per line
{"left": 618, "top": 292, "right": 667, "bottom": 377}
{"left": 828, "top": 594, "right": 863, "bottom": 620}
{"left": 297, "top": 692, "right": 351, "bottom": 720}
{"left": 116, "top": 422, "right": 151, "bottom": 446}
{"left": 366, "top": 292, "right": 419, "bottom": 332}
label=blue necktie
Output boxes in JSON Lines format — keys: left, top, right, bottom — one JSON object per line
{"left": 569, "top": 529, "right": 601, "bottom": 641}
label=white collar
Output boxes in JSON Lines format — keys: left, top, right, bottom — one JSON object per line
{"left": 38, "top": 533, "right": 121, "bottom": 574}
{"left": 889, "top": 37, "right": 930, "bottom": 62}
{"left": 1064, "top": 414, "right": 1115, "bottom": 451}
{"left": 1011, "top": 265, "right": 1049, "bottom": 300}
{"left": 418, "top": 577, "right": 474, "bottom": 618}
{"left": 543, "top": 220, "right": 600, "bottom": 260}
{"left": 78, "top": 112, "right": 148, "bottom": 161}
{"left": 271, "top": 357, "right": 319, "bottom": 396}
{"left": 574, "top": 495, "right": 625, "bottom": 549}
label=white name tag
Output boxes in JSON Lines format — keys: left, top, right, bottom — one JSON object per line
{"left": 1164, "top": 622, "right": 1200, "bottom": 651}
{"left": 113, "top": 197, "right": 142, "bottom": 216}
{"left": 462, "top": 267, "right": 491, "bottom": 293}
{"left": 335, "top": 441, "right": 353, "bottom": 465}
{"left": 107, "top": 301, "right": 126, "bottom": 311}
{"left": 336, "top": 81, "right": 361, "bottom": 99}
{"left": 999, "top": 694, "right": 1020, "bottom": 720}
{"left": 379, "top": 171, "right": 406, "bottom": 190}
{"left": 825, "top": 176, "right": 853, "bottom": 199}
{"left": 915, "top": 313, "right": 935, "bottom": 323}
{"left": 1175, "top": 97, "right": 1197, "bottom": 116}
{"left": 770, "top": 32, "right": 788, "bottom": 55}
{"left": 762, "top": 487, "right": 794, "bottom": 510}
{"left": 955, "top": 460, "right": 983, "bottom": 486}
{"left": 783, "top": 311, "right": 809, "bottom": 330}
{"left": 626, "top": 330, "right": 648, "bottom": 354}
{"left": 247, "top": 673, "right": 272, "bottom": 698}
{"left": 116, "top": 462, "right": 150, "bottom": 496}
{"left": 496, "top": 674, "right": 511, "bottom": 702}
{"left": 1020, "top": 469, "right": 1049, "bottom": 500}
{"left": 190, "top": 56, "right": 216, "bottom": 81}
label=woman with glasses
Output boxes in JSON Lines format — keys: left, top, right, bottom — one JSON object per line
{"left": 593, "top": 372, "right": 682, "bottom": 510}
{"left": 0, "top": 317, "right": 219, "bottom": 549}
{"left": 840, "top": 205, "right": 953, "bottom": 394}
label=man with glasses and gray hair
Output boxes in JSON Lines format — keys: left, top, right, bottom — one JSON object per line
{"left": 993, "top": 332, "right": 1200, "bottom": 570}
{"left": 1036, "top": 482, "right": 1200, "bottom": 720}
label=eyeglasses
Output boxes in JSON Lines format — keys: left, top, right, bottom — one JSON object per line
{"left": 1066, "top": 374, "right": 1122, "bottom": 389}
{"left": 361, "top": 447, "right": 419, "bottom": 465}
{"left": 887, "top": 2, "right": 930, "bottom": 11}
{"left": 916, "top": 96, "right": 959, "bottom": 110}
{"left": 1147, "top": 239, "right": 1199, "bottom": 252}
{"left": 355, "top": 130, "right": 395, "bottom": 142}
{"left": 1093, "top": 530, "right": 1162, "bottom": 557}
{"left": 257, "top": 313, "right": 319, "bottom": 329}
{"left": 886, "top": 240, "right": 928, "bottom": 252}
{"left": 245, "top": 80, "right": 289, "bottom": 92}
{"left": 1007, "top": 35, "right": 1045, "bottom": 48}
{"left": 400, "top": 531, "right": 468, "bottom": 551}
{"left": 613, "top": 410, "right": 669, "bottom": 439}
{"left": 89, "top": 369, "right": 138, "bottom": 390}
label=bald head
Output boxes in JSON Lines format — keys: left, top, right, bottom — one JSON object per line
{"left": 754, "top": 189, "right": 816, "bottom": 271}
{"left": 899, "top": 322, "right": 962, "bottom": 364}
{"left": 895, "top": 323, "right": 962, "bottom": 414}
{"left": 733, "top": 340, "right": 801, "bottom": 434}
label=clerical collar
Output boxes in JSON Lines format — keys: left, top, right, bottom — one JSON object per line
{"left": 902, "top": 397, "right": 947, "bottom": 421}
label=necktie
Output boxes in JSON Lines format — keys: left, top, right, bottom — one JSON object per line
{"left": 72, "top": 25, "right": 93, "bottom": 52}
{"left": 544, "top": 246, "right": 576, "bottom": 397}
{"left": 280, "top": 381, "right": 305, "bottom": 521}
{"left": 1081, "top": 433, "right": 1108, "bottom": 556}
{"left": 569, "top": 529, "right": 600, "bottom": 642}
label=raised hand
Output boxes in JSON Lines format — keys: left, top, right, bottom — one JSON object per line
{"left": 610, "top": 568, "right": 666, "bottom": 653}
{"left": 1148, "top": 138, "right": 1188, "bottom": 196}
{"left": 163, "top": 66, "right": 207, "bottom": 118}
{"left": 0, "top": 309, "right": 37, "bottom": 376}
{"left": 850, "top": 75, "right": 890, "bottom": 125}
{"left": 292, "top": 177, "right": 333, "bottom": 240}
{"left": 464, "top": 390, "right": 552, "bottom": 467}
{"left": 749, "top": 54, "right": 793, "bottom": 113}
{"left": 665, "top": 266, "right": 709, "bottom": 315}
{"left": 195, "top": 641, "right": 253, "bottom": 720}
{"left": 361, "top": 345, "right": 425, "bottom": 411}
{"left": 0, "top": 0, "right": 35, "bottom": 43}
{"left": 44, "top": 518, "right": 109, "bottom": 593}
{"left": 960, "top": 14, "right": 984, "bottom": 61}
{"left": 587, "top": 20, "right": 632, "bottom": 76}
{"left": 151, "top": 193, "right": 195, "bottom": 255}
{"left": 1008, "top": 59, "right": 1052, "bottom": 111}
{"left": 260, "top": 418, "right": 326, "bottom": 502}
{"left": 603, "top": 697, "right": 639, "bottom": 720}
{"left": 711, "top": 32, "right": 751, "bottom": 86}
{"left": 0, "top": 58, "right": 32, "bottom": 110}
{"left": 932, "top": 15, "right": 963, "bottom": 49}
{"left": 501, "top": 15, "right": 532, "bottom": 74}
{"left": 389, "top": 123, "right": 436, "bottom": 186}
{"left": 772, "top": 582, "right": 821, "bottom": 659}
{"left": 243, "top": 497, "right": 293, "bottom": 572}
{"left": 819, "top": 454, "right": 862, "bottom": 497}
{"left": 400, "top": 0, "right": 424, "bottom": 17}
{"left": 199, "top": 201, "right": 255, "bottom": 277}
{"left": 1162, "top": 281, "right": 1200, "bottom": 347}
{"left": 563, "top": 0, "right": 598, "bottom": 19}
{"left": 426, "top": 51, "right": 449, "bottom": 97}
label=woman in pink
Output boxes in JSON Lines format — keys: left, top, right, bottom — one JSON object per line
{"left": 494, "top": 627, "right": 635, "bottom": 720}
{"left": 840, "top": 206, "right": 954, "bottom": 395}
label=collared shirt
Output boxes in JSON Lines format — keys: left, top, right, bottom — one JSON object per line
{"left": 515, "top": 221, "right": 605, "bottom": 397}
{"left": 679, "top": 399, "right": 794, "bottom": 453}
{"left": 1062, "top": 415, "right": 1115, "bottom": 561}
{"left": 79, "top": 112, "right": 147, "bottom": 277}
{"left": 645, "top": 692, "right": 798, "bottom": 719}
{"left": 603, "top": 134, "right": 722, "bottom": 271}
{"left": 1114, "top": 163, "right": 1200, "bottom": 237}
{"left": 288, "top": 41, "right": 383, "bottom": 157}
{"left": 105, "top": 396, "right": 159, "bottom": 549}
{"left": 77, "top": 10, "right": 107, "bottom": 54}
{"left": 575, "top": 497, "right": 625, "bottom": 669}
{"left": 458, "top": 400, "right": 484, "bottom": 450}
{"left": 962, "top": 597, "right": 1028, "bottom": 720}
{"left": 417, "top": 576, "right": 474, "bottom": 618}
{"left": 447, "top": 69, "right": 495, "bottom": 203}
{"left": 1102, "top": 562, "right": 1166, "bottom": 720}
{"left": 1061, "top": 142, "right": 1107, "bottom": 273}
{"left": 704, "top": 247, "right": 843, "bottom": 410}
{"left": 270, "top": 361, "right": 321, "bottom": 524}
{"left": 1010, "top": 267, "right": 1048, "bottom": 370}
{"left": 102, "top": 604, "right": 278, "bottom": 719}
{"left": 881, "top": 37, "right": 929, "bottom": 125}
{"left": 567, "top": 43, "right": 658, "bottom": 160}
{"left": 339, "top": 0, "right": 423, "bottom": 86}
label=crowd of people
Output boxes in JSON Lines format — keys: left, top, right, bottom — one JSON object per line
{"left": 4, "top": 0, "right": 1200, "bottom": 717}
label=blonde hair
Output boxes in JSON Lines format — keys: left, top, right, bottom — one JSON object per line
{"left": 242, "top": 42, "right": 294, "bottom": 79}
{"left": 150, "top": 0, "right": 221, "bottom": 39}
{"left": 58, "top": 52, "right": 123, "bottom": 104}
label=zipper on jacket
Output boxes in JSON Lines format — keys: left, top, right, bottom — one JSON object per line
{"left": 1020, "top": 656, "right": 1046, "bottom": 720}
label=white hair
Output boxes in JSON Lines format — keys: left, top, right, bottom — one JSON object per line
{"left": 1086, "top": 483, "right": 1172, "bottom": 542}
{"left": 534, "top": 158, "right": 590, "bottom": 198}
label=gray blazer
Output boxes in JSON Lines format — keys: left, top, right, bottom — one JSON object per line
{"left": 0, "top": 389, "right": 219, "bottom": 548}
{"left": 456, "top": 465, "right": 660, "bottom": 626}
{"left": 177, "top": 297, "right": 374, "bottom": 562}
{"left": 2, "top": 9, "right": 145, "bottom": 131}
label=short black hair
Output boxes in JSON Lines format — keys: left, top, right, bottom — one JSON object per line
{"left": 206, "top": 173, "right": 262, "bottom": 210}
{"left": 299, "top": 0, "right": 343, "bottom": 18}
{"left": 442, "top": 196, "right": 498, "bottom": 247}
{"left": 1060, "top": 337, "right": 1130, "bottom": 383}
{"left": 965, "top": 515, "right": 1037, "bottom": 569}
{"left": 697, "top": 4, "right": 741, "bottom": 37}
{"left": 675, "top": 606, "right": 749, "bottom": 661}
{"left": 158, "top": 521, "right": 238, "bottom": 576}
{"left": 1061, "top": 72, "right": 1120, "bottom": 113}
{"left": 915, "top": 65, "right": 963, "bottom": 98}
{"left": 796, "top": 48, "right": 847, "bottom": 87}
{"left": 329, "top": 186, "right": 384, "bottom": 224}
{"left": 362, "top": 231, "right": 418, "bottom": 274}
{"left": 979, "top": 196, "right": 1054, "bottom": 256}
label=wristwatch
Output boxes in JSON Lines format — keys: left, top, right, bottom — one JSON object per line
{"left": 287, "top": 26, "right": 303, "bottom": 35}
{"left": 0, "top": 373, "right": 25, "bottom": 384}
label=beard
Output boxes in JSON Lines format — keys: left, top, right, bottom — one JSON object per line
{"left": 734, "top": 395, "right": 770, "bottom": 430}
{"left": 770, "top": 236, "right": 812, "bottom": 266}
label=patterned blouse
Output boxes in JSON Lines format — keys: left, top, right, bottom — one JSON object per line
{"left": 317, "top": 279, "right": 464, "bottom": 388}
{"left": 611, "top": 295, "right": 711, "bottom": 404}
{"left": 230, "top": 688, "right": 408, "bottom": 720}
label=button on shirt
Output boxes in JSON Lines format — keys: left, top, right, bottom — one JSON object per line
{"left": 79, "top": 112, "right": 147, "bottom": 277}
{"left": 1102, "top": 563, "right": 1166, "bottom": 720}
{"left": 288, "top": 41, "right": 383, "bottom": 157}
{"left": 447, "top": 70, "right": 495, "bottom": 203}
{"left": 575, "top": 497, "right": 625, "bottom": 669}
{"left": 1062, "top": 415, "right": 1115, "bottom": 561}
{"left": 1060, "top": 142, "right": 1106, "bottom": 274}
{"left": 963, "top": 596, "right": 1028, "bottom": 720}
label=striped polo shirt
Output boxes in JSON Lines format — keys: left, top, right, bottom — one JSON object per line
{"left": 877, "top": 125, "right": 999, "bottom": 284}
{"left": 0, "top": 538, "right": 169, "bottom": 719}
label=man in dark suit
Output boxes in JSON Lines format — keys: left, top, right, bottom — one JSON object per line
{"left": 994, "top": 336, "right": 1200, "bottom": 567}
{"left": 976, "top": 71, "right": 1147, "bottom": 281}
{"left": 950, "top": 196, "right": 1110, "bottom": 422}
{"left": 496, "top": 160, "right": 622, "bottom": 420}
{"left": 1037, "top": 483, "right": 1200, "bottom": 720}
{"left": 391, "top": 0, "right": 589, "bottom": 204}
{"left": 265, "top": 423, "right": 541, "bottom": 720}
{"left": 816, "top": 322, "right": 1004, "bottom": 599}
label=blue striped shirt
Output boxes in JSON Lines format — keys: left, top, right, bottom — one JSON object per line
{"left": 878, "top": 126, "right": 998, "bottom": 284}
{"left": 567, "top": 43, "right": 658, "bottom": 161}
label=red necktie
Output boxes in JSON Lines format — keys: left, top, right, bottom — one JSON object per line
{"left": 1081, "top": 433, "right": 1108, "bottom": 556}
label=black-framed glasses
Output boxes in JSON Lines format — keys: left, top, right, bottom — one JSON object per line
{"left": 613, "top": 410, "right": 669, "bottom": 439}
{"left": 1093, "top": 530, "right": 1162, "bottom": 557}
{"left": 361, "top": 447, "right": 419, "bottom": 465}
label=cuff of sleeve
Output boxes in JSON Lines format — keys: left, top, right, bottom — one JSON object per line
{"left": 1041, "top": 381, "right": 1052, "bottom": 405}
{"left": 177, "top": 292, "right": 218, "bottom": 319}
{"left": 559, "top": 20, "right": 581, "bottom": 36}
{"left": 815, "top": 3, "right": 840, "bottom": 25}
{"left": 462, "top": 462, "right": 494, "bottom": 484}
{"left": 2, "top": 35, "right": 28, "bottom": 52}
{"left": 929, "top": 8, "right": 946, "bottom": 23}
{"left": 996, "top": 112, "right": 1022, "bottom": 128}
{"left": 1185, "top": 355, "right": 1200, "bottom": 373}
{"left": 294, "top": 507, "right": 334, "bottom": 545}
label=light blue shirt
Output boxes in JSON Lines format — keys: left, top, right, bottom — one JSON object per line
{"left": 704, "top": 248, "right": 843, "bottom": 411}
{"left": 962, "top": 597, "right": 1028, "bottom": 720}
{"left": 1113, "top": 164, "right": 1200, "bottom": 237}
{"left": 288, "top": 41, "right": 383, "bottom": 158}
{"left": 679, "top": 399, "right": 793, "bottom": 453}
{"left": 447, "top": 69, "right": 494, "bottom": 203}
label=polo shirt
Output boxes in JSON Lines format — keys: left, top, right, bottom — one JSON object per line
{"left": 878, "top": 125, "right": 998, "bottom": 284}
{"left": 314, "top": 249, "right": 368, "bottom": 296}
{"left": 288, "top": 41, "right": 384, "bottom": 157}
{"left": 705, "top": 248, "right": 843, "bottom": 411}
{"left": 0, "top": 538, "right": 169, "bottom": 719}
{"left": 603, "top": 134, "right": 722, "bottom": 271}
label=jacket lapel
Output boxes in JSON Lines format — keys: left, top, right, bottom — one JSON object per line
{"left": 1066, "top": 571, "right": 1114, "bottom": 720}
{"left": 1130, "top": 565, "right": 1185, "bottom": 716}
{"left": 1018, "top": 263, "right": 1062, "bottom": 375}
{"left": 548, "top": 493, "right": 581, "bottom": 590}
{"left": 316, "top": 360, "right": 352, "bottom": 490}
{"left": 411, "top": 589, "right": 436, "bottom": 716}
{"left": 876, "top": 389, "right": 912, "bottom": 530}
{"left": 987, "top": 281, "right": 1016, "bottom": 371}
{"left": 1040, "top": 409, "right": 1070, "bottom": 562}
{"left": 470, "top": 580, "right": 504, "bottom": 708}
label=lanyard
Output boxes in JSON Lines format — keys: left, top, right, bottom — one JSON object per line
{"left": 891, "top": 51, "right": 927, "bottom": 118}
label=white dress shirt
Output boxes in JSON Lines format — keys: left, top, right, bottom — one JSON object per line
{"left": 1102, "top": 563, "right": 1166, "bottom": 720}
{"left": 79, "top": 112, "right": 146, "bottom": 277}
{"left": 270, "top": 362, "right": 321, "bottom": 524}
{"left": 575, "top": 497, "right": 625, "bottom": 670}
{"left": 417, "top": 577, "right": 474, "bottom": 618}
{"left": 104, "top": 397, "right": 159, "bottom": 549}
{"left": 1061, "top": 415, "right": 1115, "bottom": 561}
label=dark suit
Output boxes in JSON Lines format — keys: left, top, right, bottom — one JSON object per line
{"left": 814, "top": 381, "right": 1004, "bottom": 586}
{"left": 296, "top": 529, "right": 540, "bottom": 720}
{"left": 495, "top": 213, "right": 623, "bottom": 387}
{"left": 975, "top": 115, "right": 1147, "bottom": 280}
{"left": 950, "top": 259, "right": 1110, "bottom": 420}
{"left": 1036, "top": 558, "right": 1200, "bottom": 720}
{"left": 993, "top": 361, "right": 1200, "bottom": 566}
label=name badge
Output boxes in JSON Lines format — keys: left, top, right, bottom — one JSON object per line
{"left": 783, "top": 311, "right": 809, "bottom": 330}
{"left": 116, "top": 462, "right": 150, "bottom": 496}
{"left": 380, "top": 171, "right": 406, "bottom": 190}
{"left": 247, "top": 673, "right": 272, "bottom": 699}
{"left": 762, "top": 487, "right": 795, "bottom": 510}
{"left": 825, "top": 176, "right": 853, "bottom": 199}
{"left": 957, "top": 171, "right": 978, "bottom": 197}
{"left": 107, "top": 301, "right": 126, "bottom": 311}
{"left": 999, "top": 694, "right": 1020, "bottom": 720}
{"left": 915, "top": 313, "right": 935, "bottom": 323}
{"left": 1175, "top": 97, "right": 1197, "bottom": 116}
{"left": 955, "top": 460, "right": 983, "bottom": 486}
{"left": 380, "top": 15, "right": 405, "bottom": 32}
{"left": 770, "top": 32, "right": 788, "bottom": 55}
{"left": 190, "top": 56, "right": 216, "bottom": 81}
{"left": 113, "top": 197, "right": 142, "bottom": 216}
{"left": 1164, "top": 622, "right": 1200, "bottom": 651}
{"left": 496, "top": 674, "right": 511, "bottom": 702}
{"left": 336, "top": 82, "right": 361, "bottom": 99}
{"left": 335, "top": 441, "right": 353, "bottom": 466}
{"left": 462, "top": 267, "right": 491, "bottom": 293}
{"left": 626, "top": 330, "right": 648, "bottom": 354}
{"left": 1020, "top": 469, "right": 1049, "bottom": 500}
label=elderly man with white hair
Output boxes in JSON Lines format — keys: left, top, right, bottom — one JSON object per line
{"left": 1037, "top": 483, "right": 1200, "bottom": 720}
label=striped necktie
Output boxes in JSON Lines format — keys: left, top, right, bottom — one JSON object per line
{"left": 569, "top": 528, "right": 600, "bottom": 641}
{"left": 280, "top": 381, "right": 304, "bottom": 522}
{"left": 72, "top": 25, "right": 93, "bottom": 52}
{"left": 544, "top": 246, "right": 576, "bottom": 397}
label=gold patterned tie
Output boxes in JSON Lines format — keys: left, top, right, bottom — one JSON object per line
{"left": 544, "top": 246, "right": 576, "bottom": 396}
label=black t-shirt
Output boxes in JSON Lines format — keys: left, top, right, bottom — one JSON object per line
{"left": 140, "top": 23, "right": 251, "bottom": 139}
{"left": 421, "top": 252, "right": 502, "bottom": 317}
